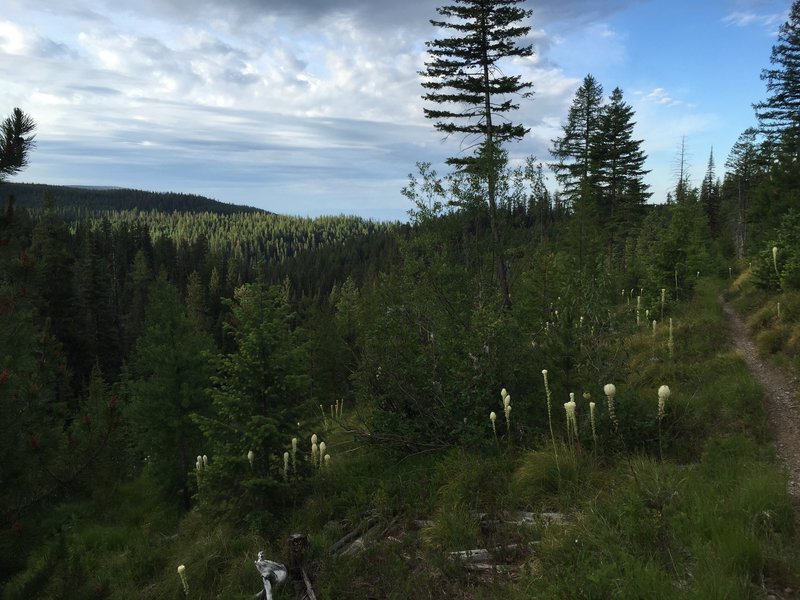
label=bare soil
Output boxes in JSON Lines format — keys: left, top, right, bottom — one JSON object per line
{"left": 720, "top": 296, "right": 800, "bottom": 503}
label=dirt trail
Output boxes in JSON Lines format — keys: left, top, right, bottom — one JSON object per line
{"left": 720, "top": 296, "right": 800, "bottom": 502}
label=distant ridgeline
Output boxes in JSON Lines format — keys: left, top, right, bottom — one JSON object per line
{"left": 2, "top": 181, "right": 401, "bottom": 297}
{"left": 4, "top": 182, "right": 262, "bottom": 216}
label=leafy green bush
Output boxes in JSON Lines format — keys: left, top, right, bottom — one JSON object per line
{"left": 752, "top": 209, "right": 800, "bottom": 291}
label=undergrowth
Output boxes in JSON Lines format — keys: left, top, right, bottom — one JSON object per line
{"left": 5, "top": 277, "right": 799, "bottom": 599}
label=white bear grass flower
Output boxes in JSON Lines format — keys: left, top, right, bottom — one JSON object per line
{"left": 658, "top": 385, "right": 671, "bottom": 420}
{"left": 177, "top": 564, "right": 188, "bottom": 597}
{"left": 564, "top": 393, "right": 578, "bottom": 447}
{"left": 773, "top": 246, "right": 779, "bottom": 276}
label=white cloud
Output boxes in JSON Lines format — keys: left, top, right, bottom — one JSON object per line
{"left": 722, "top": 10, "right": 785, "bottom": 29}
{"left": 638, "top": 87, "right": 682, "bottom": 107}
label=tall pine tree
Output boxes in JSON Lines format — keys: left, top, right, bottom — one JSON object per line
{"left": 124, "top": 275, "right": 214, "bottom": 509}
{"left": 421, "top": 0, "right": 534, "bottom": 308}
{"left": 550, "top": 74, "right": 605, "bottom": 209}
{"left": 592, "top": 87, "right": 650, "bottom": 263}
{"left": 754, "top": 0, "right": 800, "bottom": 155}
{"left": 700, "top": 148, "right": 721, "bottom": 238}
{"left": 0, "top": 108, "right": 36, "bottom": 183}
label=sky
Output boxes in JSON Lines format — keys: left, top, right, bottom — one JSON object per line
{"left": 0, "top": 0, "right": 791, "bottom": 221}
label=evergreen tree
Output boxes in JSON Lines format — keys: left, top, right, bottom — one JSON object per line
{"left": 185, "top": 269, "right": 211, "bottom": 332}
{"left": 754, "top": 0, "right": 800, "bottom": 154}
{"left": 592, "top": 87, "right": 650, "bottom": 263}
{"left": 724, "top": 128, "right": 765, "bottom": 257}
{"left": 0, "top": 220, "right": 71, "bottom": 523}
{"left": 123, "top": 249, "right": 152, "bottom": 352}
{"left": 700, "top": 148, "right": 721, "bottom": 238}
{"left": 420, "top": 0, "right": 534, "bottom": 309}
{"left": 550, "top": 75, "right": 605, "bottom": 268}
{"left": 550, "top": 74, "right": 605, "bottom": 208}
{"left": 0, "top": 108, "right": 36, "bottom": 183}
{"left": 194, "top": 282, "right": 311, "bottom": 529}
{"left": 124, "top": 276, "right": 214, "bottom": 509}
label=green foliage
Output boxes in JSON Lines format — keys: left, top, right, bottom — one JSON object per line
{"left": 550, "top": 74, "right": 605, "bottom": 206}
{"left": 551, "top": 78, "right": 650, "bottom": 268}
{"left": 7, "top": 14, "right": 800, "bottom": 592}
{"left": 511, "top": 443, "right": 583, "bottom": 507}
{"left": 752, "top": 209, "right": 800, "bottom": 291}
{"left": 754, "top": 0, "right": 800, "bottom": 144}
{"left": 529, "top": 437, "right": 796, "bottom": 598}
{"left": 123, "top": 275, "right": 214, "bottom": 508}
{"left": 0, "top": 108, "right": 36, "bottom": 182}
{"left": 194, "top": 282, "right": 312, "bottom": 531}
{"left": 3, "top": 469, "right": 271, "bottom": 600}
{"left": 632, "top": 198, "right": 716, "bottom": 298}
{"left": 6, "top": 182, "right": 259, "bottom": 215}
{"left": 420, "top": 0, "right": 533, "bottom": 153}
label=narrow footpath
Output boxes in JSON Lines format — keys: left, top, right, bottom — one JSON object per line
{"left": 720, "top": 296, "right": 800, "bottom": 503}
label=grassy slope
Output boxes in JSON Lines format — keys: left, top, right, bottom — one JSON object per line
{"left": 4, "top": 278, "right": 799, "bottom": 599}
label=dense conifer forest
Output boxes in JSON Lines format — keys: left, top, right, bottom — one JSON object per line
{"left": 3, "top": 1, "right": 800, "bottom": 598}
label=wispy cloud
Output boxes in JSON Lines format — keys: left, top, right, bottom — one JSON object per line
{"left": 722, "top": 10, "right": 786, "bottom": 29}
{"left": 638, "top": 87, "right": 682, "bottom": 107}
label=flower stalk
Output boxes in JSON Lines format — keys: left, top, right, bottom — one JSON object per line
{"left": 773, "top": 246, "right": 779, "bottom": 277}
{"left": 657, "top": 385, "right": 671, "bottom": 460}
{"left": 177, "top": 564, "right": 189, "bottom": 597}
{"left": 668, "top": 318, "right": 674, "bottom": 359}
{"left": 636, "top": 295, "right": 641, "bottom": 326}
{"left": 543, "top": 369, "right": 559, "bottom": 465}
{"left": 604, "top": 383, "right": 618, "bottom": 430}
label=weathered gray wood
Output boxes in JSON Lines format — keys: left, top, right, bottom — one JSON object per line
{"left": 328, "top": 512, "right": 379, "bottom": 555}
{"left": 254, "top": 552, "right": 287, "bottom": 600}
{"left": 467, "top": 510, "right": 565, "bottom": 525}
{"left": 449, "top": 542, "right": 539, "bottom": 567}
{"left": 301, "top": 568, "right": 318, "bottom": 600}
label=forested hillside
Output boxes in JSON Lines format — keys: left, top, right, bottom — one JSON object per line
{"left": 3, "top": 1, "right": 800, "bottom": 598}
{"left": 5, "top": 183, "right": 261, "bottom": 216}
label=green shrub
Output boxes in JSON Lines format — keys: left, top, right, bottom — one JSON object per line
{"left": 756, "top": 326, "right": 791, "bottom": 355}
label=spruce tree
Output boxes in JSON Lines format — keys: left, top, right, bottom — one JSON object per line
{"left": 700, "top": 149, "right": 721, "bottom": 238}
{"left": 725, "top": 128, "right": 766, "bottom": 256}
{"left": 194, "top": 282, "right": 311, "bottom": 529}
{"left": 592, "top": 87, "right": 650, "bottom": 262}
{"left": 124, "top": 275, "right": 214, "bottom": 509}
{"left": 420, "top": 0, "right": 534, "bottom": 309}
{"left": 754, "top": 0, "right": 800, "bottom": 153}
{"left": 550, "top": 74, "right": 604, "bottom": 208}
